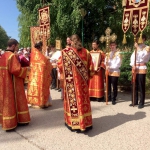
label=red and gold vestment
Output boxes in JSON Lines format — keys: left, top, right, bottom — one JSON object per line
{"left": 89, "top": 50, "right": 106, "bottom": 99}
{"left": 58, "top": 47, "right": 94, "bottom": 131}
{"left": 27, "top": 48, "right": 52, "bottom": 107}
{"left": 0, "top": 51, "right": 30, "bottom": 130}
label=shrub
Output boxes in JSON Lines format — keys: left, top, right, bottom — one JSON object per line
{"left": 118, "top": 51, "right": 132, "bottom": 91}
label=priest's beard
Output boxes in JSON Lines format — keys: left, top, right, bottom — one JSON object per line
{"left": 93, "top": 48, "right": 98, "bottom": 51}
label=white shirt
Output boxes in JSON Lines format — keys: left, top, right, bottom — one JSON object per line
{"left": 50, "top": 51, "right": 61, "bottom": 65}
{"left": 130, "top": 44, "right": 150, "bottom": 69}
{"left": 105, "top": 50, "right": 122, "bottom": 73}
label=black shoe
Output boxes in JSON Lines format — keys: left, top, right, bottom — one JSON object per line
{"left": 90, "top": 97, "right": 97, "bottom": 101}
{"left": 18, "top": 123, "right": 29, "bottom": 126}
{"left": 108, "top": 98, "right": 112, "bottom": 102}
{"left": 138, "top": 105, "right": 144, "bottom": 109}
{"left": 51, "top": 86, "right": 56, "bottom": 89}
{"left": 84, "top": 126, "right": 93, "bottom": 132}
{"left": 97, "top": 97, "right": 104, "bottom": 102}
{"left": 65, "top": 123, "right": 76, "bottom": 132}
{"left": 129, "top": 103, "right": 138, "bottom": 107}
{"left": 58, "top": 89, "right": 61, "bottom": 92}
{"left": 112, "top": 101, "right": 116, "bottom": 105}
{"left": 77, "top": 126, "right": 93, "bottom": 133}
{"left": 6, "top": 128, "right": 16, "bottom": 132}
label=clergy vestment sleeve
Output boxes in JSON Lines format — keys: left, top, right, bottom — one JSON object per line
{"left": 8, "top": 54, "right": 27, "bottom": 78}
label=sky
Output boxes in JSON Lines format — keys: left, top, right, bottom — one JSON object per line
{"left": 0, "top": 0, "right": 20, "bottom": 41}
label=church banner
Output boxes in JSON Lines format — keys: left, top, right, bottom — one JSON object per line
{"left": 30, "top": 26, "right": 40, "bottom": 48}
{"left": 39, "top": 6, "right": 50, "bottom": 39}
{"left": 122, "top": 0, "right": 149, "bottom": 37}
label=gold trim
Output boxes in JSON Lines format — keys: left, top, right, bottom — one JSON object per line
{"left": 8, "top": 53, "right": 14, "bottom": 61}
{"left": 66, "top": 122, "right": 92, "bottom": 131}
{"left": 33, "top": 62, "right": 46, "bottom": 65}
{"left": 3, "top": 125, "right": 17, "bottom": 131}
{"left": 65, "top": 111, "right": 92, "bottom": 119}
{"left": 18, "top": 111, "right": 29, "bottom": 115}
{"left": 0, "top": 67, "right": 8, "bottom": 69}
{"left": 129, "top": 0, "right": 146, "bottom": 8}
{"left": 71, "top": 126, "right": 80, "bottom": 129}
{"left": 18, "top": 121, "right": 30, "bottom": 123}
{"left": 90, "top": 95, "right": 104, "bottom": 98}
{"left": 13, "top": 76, "right": 19, "bottom": 120}
{"left": 124, "top": 6, "right": 148, "bottom": 11}
{"left": 3, "top": 115, "right": 16, "bottom": 120}
{"left": 108, "top": 72, "right": 120, "bottom": 77}
{"left": 0, "top": 113, "right": 2, "bottom": 116}
{"left": 89, "top": 88, "right": 104, "bottom": 92}
{"left": 71, "top": 118, "right": 80, "bottom": 122}
{"left": 18, "top": 69, "right": 23, "bottom": 77}
{"left": 136, "top": 69, "right": 147, "bottom": 74}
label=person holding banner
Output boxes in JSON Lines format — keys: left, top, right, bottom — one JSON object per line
{"left": 49, "top": 45, "right": 58, "bottom": 90}
{"left": 89, "top": 40, "right": 105, "bottom": 102}
{"left": 57, "top": 34, "right": 94, "bottom": 132}
{"left": 50, "top": 44, "right": 62, "bottom": 91}
{"left": 105, "top": 41, "right": 122, "bottom": 105}
{"left": 130, "top": 35, "right": 150, "bottom": 109}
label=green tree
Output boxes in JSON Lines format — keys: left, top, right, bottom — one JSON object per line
{"left": 0, "top": 25, "right": 9, "bottom": 49}
{"left": 16, "top": 0, "right": 120, "bottom": 47}
{"left": 16, "top": 0, "right": 150, "bottom": 91}
{"left": 16, "top": 0, "right": 40, "bottom": 47}
{"left": 16, "top": 0, "right": 150, "bottom": 49}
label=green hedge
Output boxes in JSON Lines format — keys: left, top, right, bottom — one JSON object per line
{"left": 118, "top": 52, "right": 132, "bottom": 90}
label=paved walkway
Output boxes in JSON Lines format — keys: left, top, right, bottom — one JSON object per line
{"left": 1, "top": 90, "right": 150, "bottom": 150}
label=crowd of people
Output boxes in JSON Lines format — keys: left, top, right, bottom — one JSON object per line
{"left": 16, "top": 47, "right": 31, "bottom": 67}
{"left": 0, "top": 34, "right": 150, "bottom": 133}
{"left": 0, "top": 49, "right": 5, "bottom": 58}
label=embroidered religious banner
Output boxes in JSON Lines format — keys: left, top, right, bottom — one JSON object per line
{"left": 122, "top": 0, "right": 149, "bottom": 43}
{"left": 38, "top": 6, "right": 50, "bottom": 54}
{"left": 39, "top": 6, "right": 50, "bottom": 39}
{"left": 56, "top": 40, "right": 62, "bottom": 50}
{"left": 30, "top": 26, "right": 41, "bottom": 48}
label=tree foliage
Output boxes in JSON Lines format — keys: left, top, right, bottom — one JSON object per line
{"left": 16, "top": 0, "right": 150, "bottom": 49}
{"left": 0, "top": 25, "right": 9, "bottom": 49}
{"left": 16, "top": 0, "right": 150, "bottom": 91}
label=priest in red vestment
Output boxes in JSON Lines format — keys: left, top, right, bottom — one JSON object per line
{"left": 27, "top": 41, "right": 53, "bottom": 108}
{"left": 0, "top": 39, "right": 30, "bottom": 131}
{"left": 89, "top": 40, "right": 106, "bottom": 102}
{"left": 57, "top": 34, "right": 94, "bottom": 132}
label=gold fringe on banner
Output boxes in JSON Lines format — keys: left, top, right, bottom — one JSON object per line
{"left": 138, "top": 32, "right": 143, "bottom": 44}
{"left": 134, "top": 37, "right": 136, "bottom": 42}
{"left": 122, "top": 33, "right": 127, "bottom": 44}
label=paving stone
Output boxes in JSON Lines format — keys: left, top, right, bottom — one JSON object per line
{"left": 0, "top": 90, "right": 150, "bottom": 150}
